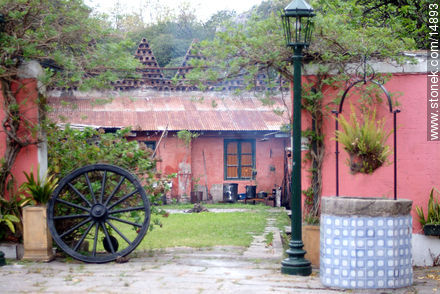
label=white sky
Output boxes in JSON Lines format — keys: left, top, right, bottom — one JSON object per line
{"left": 85, "top": 0, "right": 265, "bottom": 22}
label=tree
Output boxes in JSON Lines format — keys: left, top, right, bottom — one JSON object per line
{"left": 186, "top": 0, "right": 416, "bottom": 215}
{"left": 355, "top": 0, "right": 430, "bottom": 49}
{"left": 0, "top": 0, "right": 141, "bottom": 196}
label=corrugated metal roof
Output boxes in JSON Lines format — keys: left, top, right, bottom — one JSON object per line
{"left": 48, "top": 91, "right": 290, "bottom": 132}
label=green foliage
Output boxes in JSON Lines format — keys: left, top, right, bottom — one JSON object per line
{"left": 0, "top": 190, "right": 31, "bottom": 239}
{"left": 0, "top": 0, "right": 140, "bottom": 89}
{"left": 416, "top": 188, "right": 440, "bottom": 226}
{"left": 335, "top": 105, "right": 392, "bottom": 174}
{"left": 123, "top": 8, "right": 236, "bottom": 68}
{"left": 0, "top": 213, "right": 19, "bottom": 234}
{"left": 48, "top": 126, "right": 149, "bottom": 178}
{"left": 47, "top": 125, "right": 174, "bottom": 212}
{"left": 20, "top": 168, "right": 58, "bottom": 205}
{"left": 355, "top": 0, "right": 430, "bottom": 50}
{"left": 176, "top": 130, "right": 199, "bottom": 147}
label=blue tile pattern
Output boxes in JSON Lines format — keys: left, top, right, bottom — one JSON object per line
{"left": 320, "top": 214, "right": 412, "bottom": 289}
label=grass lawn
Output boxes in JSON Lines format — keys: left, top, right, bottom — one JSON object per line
{"left": 134, "top": 204, "right": 289, "bottom": 250}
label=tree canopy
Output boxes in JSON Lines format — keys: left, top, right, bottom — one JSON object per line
{"left": 0, "top": 0, "right": 141, "bottom": 89}
{"left": 0, "top": 0, "right": 141, "bottom": 196}
{"left": 106, "top": 0, "right": 424, "bottom": 70}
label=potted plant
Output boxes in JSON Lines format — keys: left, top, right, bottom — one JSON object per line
{"left": 416, "top": 187, "right": 440, "bottom": 236}
{"left": 20, "top": 168, "right": 58, "bottom": 261}
{"left": 335, "top": 105, "right": 392, "bottom": 174}
{"left": 302, "top": 187, "right": 320, "bottom": 267}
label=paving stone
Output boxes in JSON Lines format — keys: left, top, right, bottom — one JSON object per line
{"left": 1, "top": 213, "right": 438, "bottom": 293}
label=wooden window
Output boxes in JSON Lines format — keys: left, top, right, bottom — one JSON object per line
{"left": 142, "top": 141, "right": 156, "bottom": 151}
{"left": 224, "top": 139, "right": 255, "bottom": 180}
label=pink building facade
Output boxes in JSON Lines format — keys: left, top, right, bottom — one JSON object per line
{"left": 46, "top": 54, "right": 438, "bottom": 265}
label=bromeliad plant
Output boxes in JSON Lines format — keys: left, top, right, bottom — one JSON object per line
{"left": 20, "top": 169, "right": 58, "bottom": 205}
{"left": 416, "top": 187, "right": 440, "bottom": 227}
{"left": 335, "top": 105, "right": 392, "bottom": 174}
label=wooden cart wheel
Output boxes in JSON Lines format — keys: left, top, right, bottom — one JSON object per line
{"left": 48, "top": 164, "right": 150, "bottom": 263}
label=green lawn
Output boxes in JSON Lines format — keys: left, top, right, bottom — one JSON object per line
{"left": 159, "top": 203, "right": 270, "bottom": 211}
{"left": 129, "top": 204, "right": 289, "bottom": 250}
{"left": 139, "top": 211, "right": 269, "bottom": 249}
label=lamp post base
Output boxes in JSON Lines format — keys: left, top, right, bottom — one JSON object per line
{"left": 281, "top": 240, "right": 312, "bottom": 276}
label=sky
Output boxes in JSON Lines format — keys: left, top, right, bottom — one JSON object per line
{"left": 85, "top": 0, "right": 265, "bottom": 22}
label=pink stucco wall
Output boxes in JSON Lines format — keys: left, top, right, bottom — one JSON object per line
{"left": 0, "top": 79, "right": 40, "bottom": 198}
{"left": 135, "top": 133, "right": 288, "bottom": 198}
{"left": 191, "top": 136, "right": 288, "bottom": 195}
{"left": 304, "top": 73, "right": 438, "bottom": 232}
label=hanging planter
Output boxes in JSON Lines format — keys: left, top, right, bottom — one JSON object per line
{"left": 335, "top": 105, "right": 392, "bottom": 174}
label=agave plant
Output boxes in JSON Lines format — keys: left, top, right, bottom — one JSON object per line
{"left": 335, "top": 105, "right": 392, "bottom": 174}
{"left": 416, "top": 187, "right": 440, "bottom": 227}
{"left": 20, "top": 168, "right": 58, "bottom": 205}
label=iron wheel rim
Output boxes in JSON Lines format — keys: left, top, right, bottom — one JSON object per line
{"left": 48, "top": 164, "right": 150, "bottom": 263}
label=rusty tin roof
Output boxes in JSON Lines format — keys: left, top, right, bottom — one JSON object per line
{"left": 48, "top": 90, "right": 290, "bottom": 132}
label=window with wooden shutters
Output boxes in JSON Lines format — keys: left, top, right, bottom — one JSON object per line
{"left": 224, "top": 139, "right": 255, "bottom": 180}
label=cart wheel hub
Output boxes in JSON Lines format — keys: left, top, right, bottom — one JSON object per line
{"left": 91, "top": 204, "right": 107, "bottom": 219}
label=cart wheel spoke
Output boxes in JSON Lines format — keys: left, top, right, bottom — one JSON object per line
{"left": 56, "top": 198, "right": 90, "bottom": 212}
{"left": 53, "top": 214, "right": 89, "bottom": 220}
{"left": 73, "top": 221, "right": 95, "bottom": 252}
{"left": 105, "top": 220, "right": 132, "bottom": 245}
{"left": 59, "top": 217, "right": 92, "bottom": 239}
{"left": 108, "top": 216, "right": 143, "bottom": 228}
{"left": 101, "top": 223, "right": 115, "bottom": 254}
{"left": 84, "top": 173, "right": 97, "bottom": 204}
{"left": 67, "top": 183, "right": 93, "bottom": 207}
{"left": 104, "top": 176, "right": 126, "bottom": 206}
{"left": 100, "top": 170, "right": 107, "bottom": 204}
{"left": 92, "top": 222, "right": 99, "bottom": 257}
{"left": 108, "top": 206, "right": 145, "bottom": 215}
{"left": 107, "top": 189, "right": 138, "bottom": 210}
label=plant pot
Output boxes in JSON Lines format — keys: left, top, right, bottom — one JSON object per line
{"left": 302, "top": 224, "right": 320, "bottom": 267}
{"left": 348, "top": 153, "right": 383, "bottom": 174}
{"left": 423, "top": 224, "right": 440, "bottom": 236}
{"left": 22, "top": 205, "right": 54, "bottom": 262}
{"left": 320, "top": 196, "right": 413, "bottom": 289}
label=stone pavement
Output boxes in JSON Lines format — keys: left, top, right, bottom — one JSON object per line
{"left": 1, "top": 214, "right": 440, "bottom": 293}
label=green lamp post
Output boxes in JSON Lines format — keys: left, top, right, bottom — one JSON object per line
{"left": 280, "top": 0, "right": 315, "bottom": 276}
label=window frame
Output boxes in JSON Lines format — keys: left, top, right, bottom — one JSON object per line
{"left": 224, "top": 139, "right": 256, "bottom": 180}
{"left": 142, "top": 140, "right": 156, "bottom": 151}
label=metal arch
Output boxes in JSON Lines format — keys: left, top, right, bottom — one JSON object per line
{"left": 48, "top": 164, "right": 151, "bottom": 263}
{"left": 338, "top": 79, "right": 394, "bottom": 114}
{"left": 332, "top": 58, "right": 400, "bottom": 200}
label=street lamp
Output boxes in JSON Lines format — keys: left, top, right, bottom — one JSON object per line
{"left": 281, "top": 0, "right": 315, "bottom": 276}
